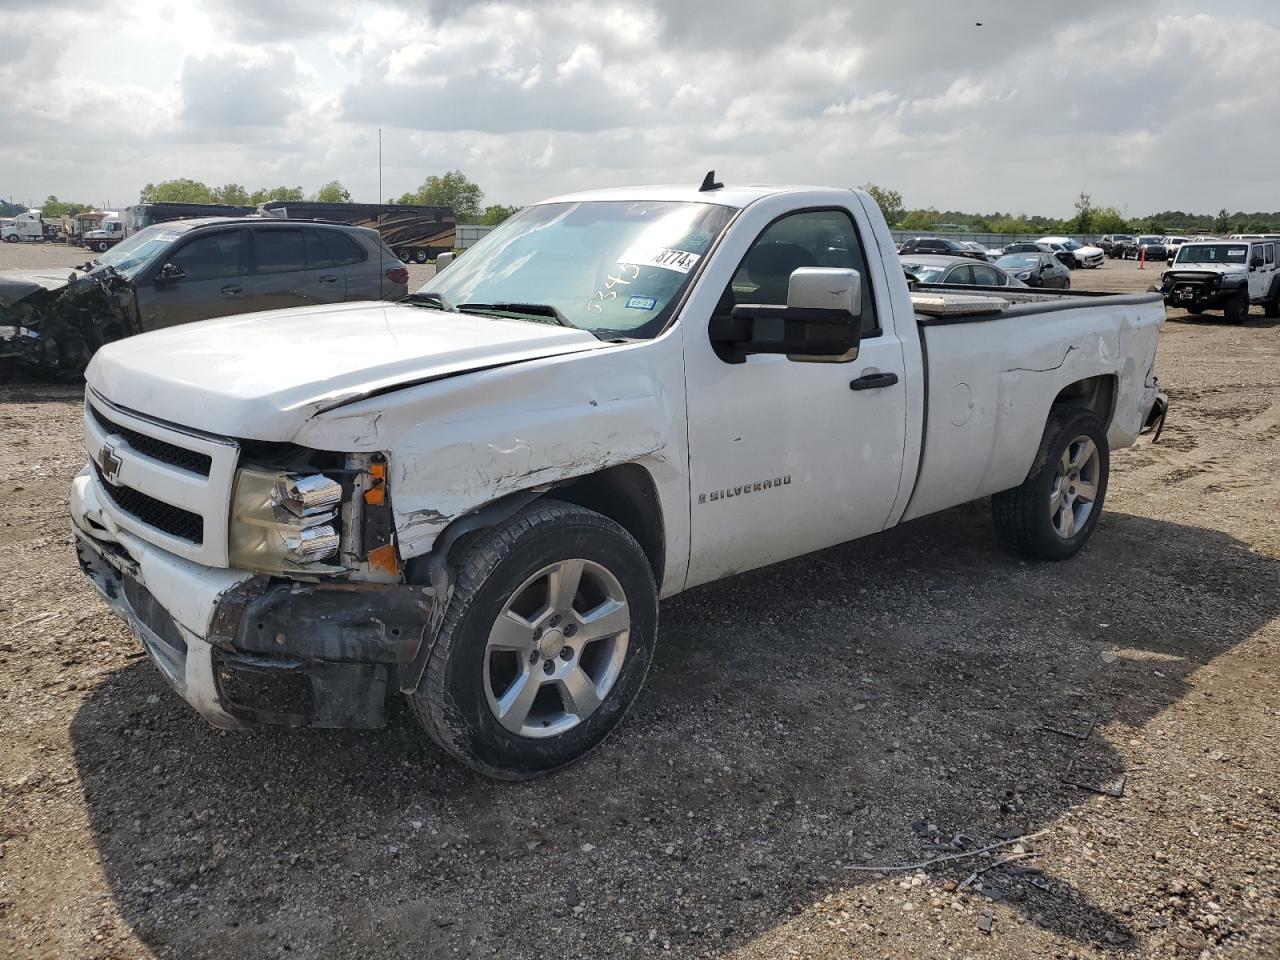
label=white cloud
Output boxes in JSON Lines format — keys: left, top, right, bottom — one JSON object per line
{"left": 3, "top": 0, "right": 1280, "bottom": 217}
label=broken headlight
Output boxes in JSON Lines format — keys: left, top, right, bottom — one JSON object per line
{"left": 229, "top": 468, "right": 344, "bottom": 575}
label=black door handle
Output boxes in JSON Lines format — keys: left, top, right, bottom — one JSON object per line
{"left": 319, "top": 275, "right": 339, "bottom": 283}
{"left": 850, "top": 372, "right": 899, "bottom": 391}
{"left": 221, "top": 284, "right": 242, "bottom": 296}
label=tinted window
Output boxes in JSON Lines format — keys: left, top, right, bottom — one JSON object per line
{"left": 724, "top": 208, "right": 879, "bottom": 336}
{"left": 1265, "top": 244, "right": 1275, "bottom": 265}
{"left": 971, "top": 264, "right": 1001, "bottom": 285}
{"left": 168, "top": 230, "right": 243, "bottom": 282}
{"left": 303, "top": 229, "right": 335, "bottom": 268}
{"left": 254, "top": 229, "right": 306, "bottom": 274}
{"left": 946, "top": 264, "right": 974, "bottom": 284}
{"left": 318, "top": 229, "right": 367, "bottom": 266}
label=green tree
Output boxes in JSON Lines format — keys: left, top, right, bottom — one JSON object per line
{"left": 38, "top": 195, "right": 88, "bottom": 218}
{"left": 477, "top": 203, "right": 520, "bottom": 226}
{"left": 1072, "top": 191, "right": 1095, "bottom": 233}
{"left": 211, "top": 183, "right": 251, "bottom": 205}
{"left": 1214, "top": 208, "right": 1231, "bottom": 233}
{"left": 139, "top": 179, "right": 214, "bottom": 204}
{"left": 861, "top": 183, "right": 904, "bottom": 227}
{"left": 1091, "top": 207, "right": 1128, "bottom": 234}
{"left": 312, "top": 180, "right": 352, "bottom": 203}
{"left": 898, "top": 208, "right": 937, "bottom": 231}
{"left": 249, "top": 185, "right": 305, "bottom": 204}
{"left": 396, "top": 170, "right": 483, "bottom": 221}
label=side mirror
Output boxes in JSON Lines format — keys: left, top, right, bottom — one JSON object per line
{"left": 710, "top": 267, "right": 862, "bottom": 364}
{"left": 434, "top": 251, "right": 454, "bottom": 272}
{"left": 155, "top": 262, "right": 185, "bottom": 284}
{"left": 1249, "top": 255, "right": 1264, "bottom": 269}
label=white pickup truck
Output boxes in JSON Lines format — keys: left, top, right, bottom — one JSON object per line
{"left": 71, "top": 181, "right": 1168, "bottom": 779}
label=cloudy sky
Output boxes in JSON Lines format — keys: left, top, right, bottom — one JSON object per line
{"left": 4, "top": 0, "right": 1278, "bottom": 217}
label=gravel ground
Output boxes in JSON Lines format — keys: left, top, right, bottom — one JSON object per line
{"left": 1, "top": 246, "right": 1277, "bottom": 959}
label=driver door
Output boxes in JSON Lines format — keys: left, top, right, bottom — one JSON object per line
{"left": 683, "top": 206, "right": 908, "bottom": 588}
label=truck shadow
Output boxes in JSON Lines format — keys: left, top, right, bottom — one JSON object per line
{"left": 68, "top": 507, "right": 1278, "bottom": 958}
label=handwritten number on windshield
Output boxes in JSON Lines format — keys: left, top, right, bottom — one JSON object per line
{"left": 587, "top": 263, "right": 640, "bottom": 313}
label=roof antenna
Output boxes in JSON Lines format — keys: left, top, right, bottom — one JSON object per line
{"left": 699, "top": 170, "right": 724, "bottom": 192}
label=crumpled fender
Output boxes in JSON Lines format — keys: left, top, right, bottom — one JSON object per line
{"left": 0, "top": 269, "right": 139, "bottom": 377}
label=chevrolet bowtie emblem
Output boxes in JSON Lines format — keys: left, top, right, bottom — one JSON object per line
{"left": 98, "top": 442, "right": 122, "bottom": 484}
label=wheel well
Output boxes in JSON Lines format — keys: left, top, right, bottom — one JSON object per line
{"left": 1052, "top": 375, "right": 1117, "bottom": 428}
{"left": 544, "top": 463, "right": 666, "bottom": 587}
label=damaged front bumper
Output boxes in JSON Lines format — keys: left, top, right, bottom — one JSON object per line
{"left": 72, "top": 472, "right": 436, "bottom": 729}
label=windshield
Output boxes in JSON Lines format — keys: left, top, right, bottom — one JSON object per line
{"left": 1176, "top": 244, "right": 1248, "bottom": 265}
{"left": 417, "top": 200, "right": 735, "bottom": 338}
{"left": 997, "top": 254, "right": 1040, "bottom": 270}
{"left": 1137, "top": 236, "right": 1161, "bottom": 245}
{"left": 92, "top": 223, "right": 188, "bottom": 277}
{"left": 1059, "top": 239, "right": 1082, "bottom": 251}
{"left": 901, "top": 261, "right": 948, "bottom": 282}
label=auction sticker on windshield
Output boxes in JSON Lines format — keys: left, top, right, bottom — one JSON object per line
{"left": 618, "top": 245, "right": 701, "bottom": 274}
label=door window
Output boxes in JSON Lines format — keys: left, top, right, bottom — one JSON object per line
{"left": 167, "top": 231, "right": 243, "bottom": 282}
{"left": 303, "top": 229, "right": 336, "bottom": 269}
{"left": 720, "top": 208, "right": 880, "bottom": 337}
{"left": 254, "top": 229, "right": 307, "bottom": 274}
{"left": 946, "top": 264, "right": 975, "bottom": 285}
{"left": 972, "top": 264, "right": 1003, "bottom": 286}
{"left": 1265, "top": 244, "right": 1275, "bottom": 266}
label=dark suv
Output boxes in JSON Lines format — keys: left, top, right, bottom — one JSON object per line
{"left": 1, "top": 217, "right": 409, "bottom": 375}
{"left": 897, "top": 236, "right": 989, "bottom": 261}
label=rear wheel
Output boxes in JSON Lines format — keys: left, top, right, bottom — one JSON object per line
{"left": 1187, "top": 305, "right": 1204, "bottom": 315}
{"left": 992, "top": 407, "right": 1109, "bottom": 561}
{"left": 411, "top": 501, "right": 658, "bottom": 780}
{"left": 413, "top": 249, "right": 429, "bottom": 264}
{"left": 1265, "top": 291, "right": 1280, "bottom": 319}
{"left": 1223, "top": 289, "right": 1249, "bottom": 323}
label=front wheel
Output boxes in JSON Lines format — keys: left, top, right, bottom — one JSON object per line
{"left": 411, "top": 501, "right": 658, "bottom": 779}
{"left": 1266, "top": 292, "right": 1280, "bottom": 319}
{"left": 413, "top": 248, "right": 429, "bottom": 264}
{"left": 992, "top": 407, "right": 1109, "bottom": 561}
{"left": 1223, "top": 289, "right": 1249, "bottom": 324}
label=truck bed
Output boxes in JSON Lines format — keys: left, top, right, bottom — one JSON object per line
{"left": 899, "top": 285, "right": 1165, "bottom": 522}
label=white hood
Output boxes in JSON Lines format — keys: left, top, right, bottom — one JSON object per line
{"left": 86, "top": 300, "right": 604, "bottom": 441}
{"left": 1164, "top": 262, "right": 1246, "bottom": 277}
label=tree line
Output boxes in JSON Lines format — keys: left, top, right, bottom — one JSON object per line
{"left": 32, "top": 170, "right": 520, "bottom": 225}
{"left": 862, "top": 184, "right": 1280, "bottom": 235}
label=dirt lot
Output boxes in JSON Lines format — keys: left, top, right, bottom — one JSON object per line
{"left": 1, "top": 245, "right": 1277, "bottom": 960}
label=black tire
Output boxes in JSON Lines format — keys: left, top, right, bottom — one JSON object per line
{"left": 413, "top": 248, "right": 429, "bottom": 264}
{"left": 1222, "top": 289, "right": 1248, "bottom": 323}
{"left": 410, "top": 500, "right": 658, "bottom": 780}
{"left": 992, "top": 407, "right": 1109, "bottom": 561}
{"left": 1187, "top": 305, "right": 1204, "bottom": 315}
{"left": 1062, "top": 278, "right": 1071, "bottom": 290}
{"left": 1265, "top": 292, "right": 1280, "bottom": 319}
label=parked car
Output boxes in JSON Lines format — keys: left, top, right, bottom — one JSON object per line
{"left": 1002, "top": 240, "right": 1073, "bottom": 269}
{"left": 898, "top": 236, "right": 988, "bottom": 261}
{"left": 1131, "top": 235, "right": 1166, "bottom": 261}
{"left": 0, "top": 217, "right": 408, "bottom": 376}
{"left": 900, "top": 254, "right": 1027, "bottom": 287}
{"left": 1158, "top": 239, "right": 1280, "bottom": 321}
{"left": 70, "top": 181, "right": 1168, "bottom": 778}
{"left": 995, "top": 252, "right": 1072, "bottom": 289}
{"left": 1037, "top": 237, "right": 1105, "bottom": 269}
{"left": 1098, "top": 234, "right": 1136, "bottom": 259}
{"left": 957, "top": 241, "right": 996, "bottom": 262}
{"left": 1162, "top": 237, "right": 1190, "bottom": 265}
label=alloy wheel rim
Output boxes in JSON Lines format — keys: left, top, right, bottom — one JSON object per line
{"left": 483, "top": 559, "right": 630, "bottom": 738}
{"left": 1049, "top": 435, "right": 1101, "bottom": 539}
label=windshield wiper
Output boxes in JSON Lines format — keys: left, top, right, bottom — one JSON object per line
{"left": 402, "top": 291, "right": 457, "bottom": 312}
{"left": 457, "top": 302, "right": 575, "bottom": 329}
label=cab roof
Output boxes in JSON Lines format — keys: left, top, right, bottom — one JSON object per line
{"left": 539, "top": 183, "right": 856, "bottom": 210}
